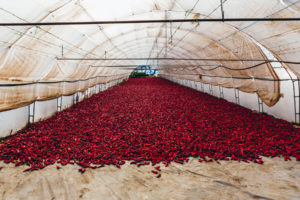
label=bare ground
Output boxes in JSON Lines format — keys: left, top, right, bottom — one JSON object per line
{"left": 0, "top": 157, "right": 299, "bottom": 200}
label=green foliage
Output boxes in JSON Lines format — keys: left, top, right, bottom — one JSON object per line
{"left": 130, "top": 72, "right": 149, "bottom": 78}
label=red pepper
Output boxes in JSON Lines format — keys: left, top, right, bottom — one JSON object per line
{"left": 155, "top": 166, "right": 161, "bottom": 171}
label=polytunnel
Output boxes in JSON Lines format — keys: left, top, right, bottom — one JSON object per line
{"left": 0, "top": 0, "right": 299, "bottom": 199}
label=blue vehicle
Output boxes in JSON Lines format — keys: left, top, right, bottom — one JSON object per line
{"left": 135, "top": 65, "right": 158, "bottom": 75}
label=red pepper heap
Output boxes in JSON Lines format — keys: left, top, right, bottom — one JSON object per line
{"left": 0, "top": 78, "right": 299, "bottom": 172}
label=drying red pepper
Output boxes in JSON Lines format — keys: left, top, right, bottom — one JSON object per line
{"left": 155, "top": 166, "right": 161, "bottom": 171}
{"left": 0, "top": 77, "right": 298, "bottom": 172}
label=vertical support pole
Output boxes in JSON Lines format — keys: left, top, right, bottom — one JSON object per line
{"left": 280, "top": 66, "right": 297, "bottom": 123}
{"left": 234, "top": 88, "right": 240, "bottom": 105}
{"left": 33, "top": 102, "right": 35, "bottom": 123}
{"left": 220, "top": 0, "right": 225, "bottom": 21}
{"left": 73, "top": 92, "right": 79, "bottom": 104}
{"left": 85, "top": 90, "right": 88, "bottom": 99}
{"left": 156, "top": 53, "right": 159, "bottom": 70}
{"left": 196, "top": 82, "right": 200, "bottom": 91}
{"left": 57, "top": 96, "right": 62, "bottom": 112}
{"left": 219, "top": 85, "right": 224, "bottom": 99}
{"left": 298, "top": 79, "right": 300, "bottom": 123}
{"left": 292, "top": 79, "right": 297, "bottom": 123}
{"left": 257, "top": 95, "right": 264, "bottom": 113}
{"left": 28, "top": 102, "right": 35, "bottom": 124}
{"left": 293, "top": 79, "right": 300, "bottom": 123}
{"left": 165, "top": 10, "right": 168, "bottom": 58}
{"left": 170, "top": 21, "right": 173, "bottom": 44}
{"left": 200, "top": 83, "right": 204, "bottom": 92}
{"left": 209, "top": 84, "right": 213, "bottom": 95}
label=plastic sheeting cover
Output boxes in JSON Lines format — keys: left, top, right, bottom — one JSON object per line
{"left": 0, "top": 0, "right": 299, "bottom": 110}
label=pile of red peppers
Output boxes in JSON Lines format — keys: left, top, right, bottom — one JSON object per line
{"left": 0, "top": 78, "right": 299, "bottom": 172}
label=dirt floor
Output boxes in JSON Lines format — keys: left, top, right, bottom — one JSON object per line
{"left": 0, "top": 157, "right": 299, "bottom": 200}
